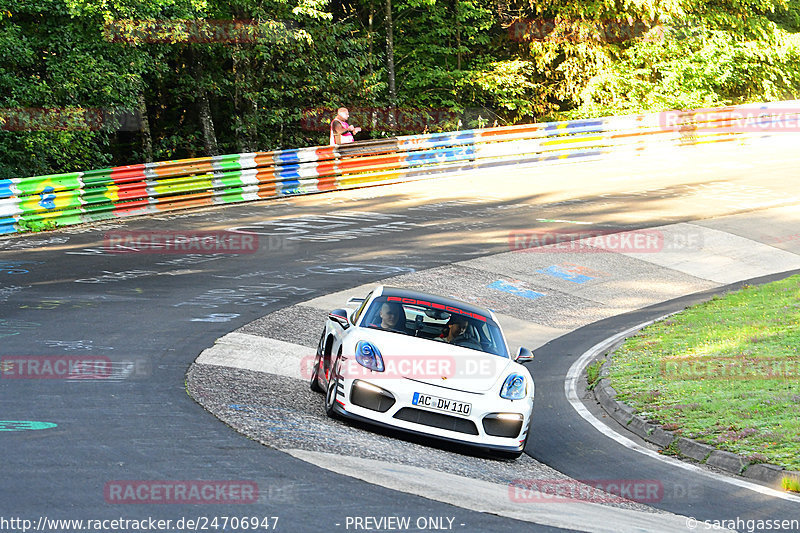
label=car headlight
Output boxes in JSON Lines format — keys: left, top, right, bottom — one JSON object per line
{"left": 500, "top": 373, "right": 527, "bottom": 400}
{"left": 355, "top": 341, "right": 384, "bottom": 372}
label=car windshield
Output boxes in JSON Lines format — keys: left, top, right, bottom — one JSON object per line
{"left": 361, "top": 295, "right": 509, "bottom": 358}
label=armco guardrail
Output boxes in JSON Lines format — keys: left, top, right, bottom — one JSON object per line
{"left": 1, "top": 101, "right": 799, "bottom": 235}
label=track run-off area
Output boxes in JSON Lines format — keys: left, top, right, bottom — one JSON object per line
{"left": 2, "top": 138, "right": 800, "bottom": 532}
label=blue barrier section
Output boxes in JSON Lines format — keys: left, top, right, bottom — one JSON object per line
{"left": 0, "top": 219, "right": 15, "bottom": 235}
{"left": 274, "top": 150, "right": 303, "bottom": 164}
{"left": 0, "top": 179, "right": 17, "bottom": 234}
{"left": 544, "top": 120, "right": 605, "bottom": 134}
{"left": 275, "top": 164, "right": 302, "bottom": 180}
{"left": 405, "top": 146, "right": 477, "bottom": 167}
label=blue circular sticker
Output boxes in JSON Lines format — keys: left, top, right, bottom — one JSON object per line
{"left": 0, "top": 421, "right": 58, "bottom": 431}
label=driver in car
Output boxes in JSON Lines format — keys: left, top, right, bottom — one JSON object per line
{"left": 436, "top": 315, "right": 469, "bottom": 344}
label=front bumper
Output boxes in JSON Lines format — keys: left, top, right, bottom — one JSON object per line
{"left": 331, "top": 376, "right": 533, "bottom": 452}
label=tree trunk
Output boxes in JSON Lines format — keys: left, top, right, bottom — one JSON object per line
{"left": 385, "top": 0, "right": 397, "bottom": 127}
{"left": 247, "top": 99, "right": 258, "bottom": 153}
{"left": 454, "top": 0, "right": 462, "bottom": 70}
{"left": 235, "top": 52, "right": 258, "bottom": 153}
{"left": 197, "top": 90, "right": 219, "bottom": 157}
{"left": 369, "top": 0, "right": 378, "bottom": 131}
{"left": 368, "top": 0, "right": 374, "bottom": 69}
{"left": 137, "top": 91, "right": 153, "bottom": 163}
{"left": 231, "top": 7, "right": 255, "bottom": 152}
{"left": 233, "top": 52, "right": 246, "bottom": 153}
{"left": 192, "top": 51, "right": 219, "bottom": 156}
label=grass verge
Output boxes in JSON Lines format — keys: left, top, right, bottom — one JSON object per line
{"left": 585, "top": 359, "right": 605, "bottom": 390}
{"left": 607, "top": 275, "right": 800, "bottom": 471}
{"left": 782, "top": 475, "right": 800, "bottom": 493}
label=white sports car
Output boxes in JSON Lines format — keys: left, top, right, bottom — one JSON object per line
{"left": 310, "top": 285, "right": 535, "bottom": 458}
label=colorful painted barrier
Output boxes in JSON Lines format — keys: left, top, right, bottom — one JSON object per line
{"left": 1, "top": 101, "right": 799, "bottom": 235}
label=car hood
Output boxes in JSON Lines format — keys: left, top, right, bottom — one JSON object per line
{"left": 351, "top": 328, "right": 513, "bottom": 393}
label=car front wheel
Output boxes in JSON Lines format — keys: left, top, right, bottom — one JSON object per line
{"left": 324, "top": 350, "right": 343, "bottom": 418}
{"left": 310, "top": 351, "right": 324, "bottom": 393}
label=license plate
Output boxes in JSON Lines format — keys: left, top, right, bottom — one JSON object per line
{"left": 412, "top": 392, "right": 472, "bottom": 416}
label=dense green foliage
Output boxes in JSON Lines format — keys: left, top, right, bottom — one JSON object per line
{"left": 1, "top": 0, "right": 799, "bottom": 177}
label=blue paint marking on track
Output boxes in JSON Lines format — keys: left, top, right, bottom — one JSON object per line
{"left": 488, "top": 280, "right": 544, "bottom": 300}
{"left": 537, "top": 266, "right": 594, "bottom": 284}
{"left": 0, "top": 421, "right": 58, "bottom": 431}
{"left": 229, "top": 404, "right": 255, "bottom": 412}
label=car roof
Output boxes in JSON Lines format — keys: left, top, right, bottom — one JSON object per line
{"left": 378, "top": 285, "right": 495, "bottom": 320}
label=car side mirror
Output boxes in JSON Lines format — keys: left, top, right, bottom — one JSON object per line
{"left": 329, "top": 308, "right": 351, "bottom": 329}
{"left": 515, "top": 347, "right": 534, "bottom": 363}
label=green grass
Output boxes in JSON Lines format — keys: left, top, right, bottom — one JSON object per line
{"left": 586, "top": 359, "right": 605, "bottom": 390}
{"left": 16, "top": 218, "right": 59, "bottom": 233}
{"left": 608, "top": 275, "right": 800, "bottom": 471}
{"left": 783, "top": 475, "right": 800, "bottom": 493}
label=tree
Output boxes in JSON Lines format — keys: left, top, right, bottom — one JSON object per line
{"left": 0, "top": 0, "right": 149, "bottom": 177}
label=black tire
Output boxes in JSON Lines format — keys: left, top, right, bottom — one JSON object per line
{"left": 324, "top": 350, "right": 343, "bottom": 418}
{"left": 310, "top": 351, "right": 324, "bottom": 393}
{"left": 310, "top": 330, "right": 327, "bottom": 393}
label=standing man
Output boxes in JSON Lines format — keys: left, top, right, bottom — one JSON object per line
{"left": 329, "top": 107, "right": 362, "bottom": 145}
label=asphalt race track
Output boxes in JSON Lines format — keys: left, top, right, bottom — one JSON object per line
{"left": 2, "top": 141, "right": 800, "bottom": 532}
{"left": 529, "top": 273, "right": 800, "bottom": 518}
{"left": 0, "top": 203, "right": 572, "bottom": 533}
